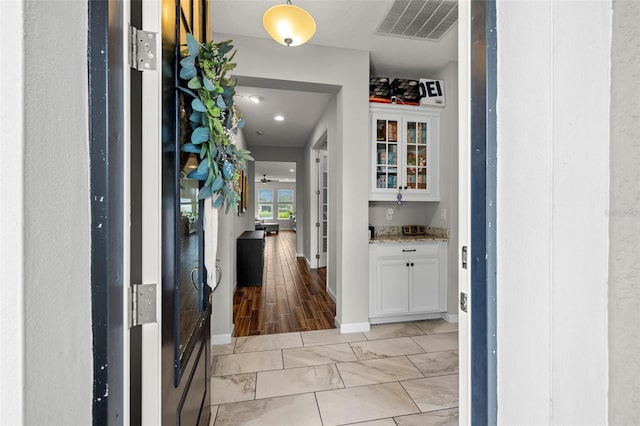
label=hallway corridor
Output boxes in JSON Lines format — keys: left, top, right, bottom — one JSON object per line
{"left": 210, "top": 320, "right": 459, "bottom": 425}
{"left": 233, "top": 231, "right": 336, "bottom": 336}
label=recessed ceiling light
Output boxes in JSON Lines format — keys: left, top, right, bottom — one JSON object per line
{"left": 256, "top": 130, "right": 264, "bottom": 136}
{"left": 289, "top": 169, "right": 294, "bottom": 172}
{"left": 248, "top": 95, "right": 263, "bottom": 104}
{"left": 274, "top": 115, "right": 285, "bottom": 121}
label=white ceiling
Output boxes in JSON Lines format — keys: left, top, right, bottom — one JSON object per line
{"left": 234, "top": 86, "right": 332, "bottom": 148}
{"left": 255, "top": 161, "right": 297, "bottom": 183}
{"left": 212, "top": 0, "right": 458, "bottom": 149}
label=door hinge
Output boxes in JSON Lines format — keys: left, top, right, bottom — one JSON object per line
{"left": 129, "top": 26, "right": 158, "bottom": 71}
{"left": 315, "top": 254, "right": 320, "bottom": 259}
{"left": 316, "top": 190, "right": 321, "bottom": 195}
{"left": 315, "top": 158, "right": 321, "bottom": 163}
{"left": 130, "top": 283, "right": 157, "bottom": 327}
{"left": 461, "top": 245, "right": 468, "bottom": 269}
{"left": 460, "top": 292, "right": 468, "bottom": 313}
{"left": 315, "top": 222, "right": 320, "bottom": 228}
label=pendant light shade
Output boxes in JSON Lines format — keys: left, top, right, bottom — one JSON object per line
{"left": 263, "top": 1, "right": 316, "bottom": 47}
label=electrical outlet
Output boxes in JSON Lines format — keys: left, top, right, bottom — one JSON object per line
{"left": 385, "top": 208, "right": 394, "bottom": 221}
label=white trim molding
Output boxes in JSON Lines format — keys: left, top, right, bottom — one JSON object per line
{"left": 338, "top": 322, "right": 370, "bottom": 334}
{"left": 0, "top": 1, "right": 25, "bottom": 424}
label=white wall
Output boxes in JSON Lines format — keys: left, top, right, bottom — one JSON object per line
{"left": 368, "top": 201, "right": 436, "bottom": 227}
{"left": 0, "top": 1, "right": 94, "bottom": 424}
{"left": 433, "top": 62, "right": 459, "bottom": 317}
{"left": 211, "top": 129, "right": 254, "bottom": 342}
{"left": 497, "top": 1, "right": 610, "bottom": 424}
{"left": 609, "top": 1, "right": 640, "bottom": 423}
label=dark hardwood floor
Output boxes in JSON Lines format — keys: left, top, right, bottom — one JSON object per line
{"left": 233, "top": 230, "right": 336, "bottom": 336}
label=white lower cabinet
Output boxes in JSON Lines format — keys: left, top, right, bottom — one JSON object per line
{"left": 370, "top": 242, "right": 447, "bottom": 324}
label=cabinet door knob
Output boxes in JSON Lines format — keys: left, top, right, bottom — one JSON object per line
{"left": 411, "top": 263, "right": 414, "bottom": 267}
{"left": 406, "top": 263, "right": 410, "bottom": 267}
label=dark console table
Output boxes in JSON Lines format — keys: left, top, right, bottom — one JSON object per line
{"left": 237, "top": 230, "right": 265, "bottom": 286}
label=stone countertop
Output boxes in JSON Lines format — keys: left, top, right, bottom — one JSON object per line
{"left": 369, "top": 225, "right": 449, "bottom": 244}
{"left": 369, "top": 234, "right": 448, "bottom": 244}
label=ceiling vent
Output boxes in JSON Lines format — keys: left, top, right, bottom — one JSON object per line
{"left": 376, "top": 0, "right": 458, "bottom": 41}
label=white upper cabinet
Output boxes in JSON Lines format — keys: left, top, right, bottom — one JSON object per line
{"left": 369, "top": 104, "right": 440, "bottom": 201}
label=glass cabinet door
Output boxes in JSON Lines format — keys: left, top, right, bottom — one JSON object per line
{"left": 404, "top": 120, "right": 428, "bottom": 190}
{"left": 375, "top": 118, "right": 399, "bottom": 190}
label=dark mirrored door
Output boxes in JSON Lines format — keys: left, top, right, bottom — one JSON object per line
{"left": 161, "top": 0, "right": 210, "bottom": 424}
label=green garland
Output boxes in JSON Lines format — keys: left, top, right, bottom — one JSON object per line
{"left": 178, "top": 34, "right": 253, "bottom": 212}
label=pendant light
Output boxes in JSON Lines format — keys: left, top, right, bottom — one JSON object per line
{"left": 263, "top": 0, "right": 316, "bottom": 47}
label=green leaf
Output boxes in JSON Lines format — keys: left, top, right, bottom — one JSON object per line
{"left": 186, "top": 33, "right": 200, "bottom": 57}
{"left": 202, "top": 77, "right": 215, "bottom": 92}
{"left": 186, "top": 168, "right": 207, "bottom": 180}
{"left": 218, "top": 42, "right": 233, "bottom": 55}
{"left": 191, "top": 98, "right": 207, "bottom": 112}
{"left": 180, "top": 143, "right": 200, "bottom": 153}
{"left": 200, "top": 144, "right": 207, "bottom": 157}
{"left": 191, "top": 126, "right": 209, "bottom": 144}
{"left": 179, "top": 64, "right": 196, "bottom": 80}
{"left": 187, "top": 158, "right": 209, "bottom": 180}
{"left": 216, "top": 96, "right": 226, "bottom": 109}
{"left": 177, "top": 86, "right": 197, "bottom": 98}
{"left": 187, "top": 77, "right": 202, "bottom": 89}
{"left": 222, "top": 161, "right": 234, "bottom": 179}
{"left": 213, "top": 119, "right": 224, "bottom": 136}
{"left": 213, "top": 195, "right": 224, "bottom": 209}
{"left": 198, "top": 184, "right": 213, "bottom": 200}
{"left": 180, "top": 55, "right": 195, "bottom": 67}
{"left": 189, "top": 111, "right": 202, "bottom": 124}
{"left": 211, "top": 174, "right": 224, "bottom": 191}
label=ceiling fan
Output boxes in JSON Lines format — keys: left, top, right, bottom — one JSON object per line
{"left": 260, "top": 174, "right": 279, "bottom": 184}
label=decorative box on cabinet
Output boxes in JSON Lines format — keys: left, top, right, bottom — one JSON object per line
{"left": 369, "top": 242, "right": 447, "bottom": 324}
{"left": 237, "top": 230, "right": 265, "bottom": 286}
{"left": 369, "top": 104, "right": 440, "bottom": 201}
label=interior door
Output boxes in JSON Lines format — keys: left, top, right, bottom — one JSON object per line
{"left": 317, "top": 151, "right": 328, "bottom": 268}
{"left": 160, "top": 0, "right": 211, "bottom": 424}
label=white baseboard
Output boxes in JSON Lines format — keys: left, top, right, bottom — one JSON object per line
{"left": 304, "top": 257, "right": 313, "bottom": 270}
{"left": 370, "top": 312, "right": 442, "bottom": 325}
{"left": 326, "top": 286, "right": 336, "bottom": 303}
{"left": 338, "top": 321, "right": 370, "bottom": 333}
{"left": 212, "top": 324, "right": 234, "bottom": 345}
{"left": 442, "top": 312, "right": 459, "bottom": 323}
{"left": 296, "top": 253, "right": 304, "bottom": 258}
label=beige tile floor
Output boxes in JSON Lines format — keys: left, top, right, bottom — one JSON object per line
{"left": 209, "top": 319, "right": 459, "bottom": 426}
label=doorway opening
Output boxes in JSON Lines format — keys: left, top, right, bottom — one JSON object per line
{"left": 232, "top": 158, "right": 335, "bottom": 337}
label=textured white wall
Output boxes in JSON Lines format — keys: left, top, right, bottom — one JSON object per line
{"left": 609, "top": 1, "right": 640, "bottom": 423}
{"left": 218, "top": 33, "right": 371, "bottom": 329}
{"left": 497, "top": 1, "right": 610, "bottom": 423}
{"left": 433, "top": 61, "right": 459, "bottom": 316}
{"left": 21, "top": 0, "right": 93, "bottom": 424}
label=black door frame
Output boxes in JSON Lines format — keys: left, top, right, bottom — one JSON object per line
{"left": 88, "top": 0, "right": 125, "bottom": 423}
{"left": 470, "top": 0, "right": 498, "bottom": 424}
